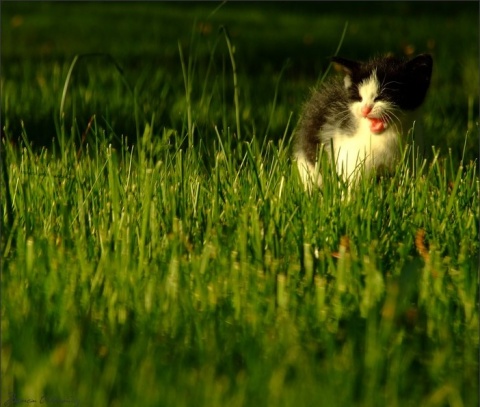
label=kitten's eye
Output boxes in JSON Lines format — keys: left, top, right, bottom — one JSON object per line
{"left": 348, "top": 86, "right": 362, "bottom": 102}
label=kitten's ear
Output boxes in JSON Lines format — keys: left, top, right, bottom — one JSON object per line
{"left": 406, "top": 54, "right": 433, "bottom": 83}
{"left": 330, "top": 56, "right": 361, "bottom": 75}
{"left": 330, "top": 56, "right": 361, "bottom": 88}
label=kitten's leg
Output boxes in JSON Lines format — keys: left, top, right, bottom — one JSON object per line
{"left": 295, "top": 152, "right": 322, "bottom": 190}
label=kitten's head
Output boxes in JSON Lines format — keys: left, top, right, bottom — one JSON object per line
{"left": 331, "top": 54, "right": 433, "bottom": 134}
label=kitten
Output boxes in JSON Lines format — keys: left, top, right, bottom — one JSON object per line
{"left": 294, "top": 53, "right": 433, "bottom": 187}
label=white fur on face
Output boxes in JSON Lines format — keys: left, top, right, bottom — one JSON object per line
{"left": 349, "top": 72, "right": 390, "bottom": 119}
{"left": 359, "top": 73, "right": 379, "bottom": 104}
{"left": 332, "top": 72, "right": 401, "bottom": 182}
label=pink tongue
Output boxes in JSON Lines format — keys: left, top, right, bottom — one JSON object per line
{"left": 369, "top": 118, "right": 385, "bottom": 133}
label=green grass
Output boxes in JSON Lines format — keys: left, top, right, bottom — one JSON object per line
{"left": 1, "top": 2, "right": 479, "bottom": 407}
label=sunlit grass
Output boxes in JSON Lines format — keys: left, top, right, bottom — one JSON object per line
{"left": 2, "top": 114, "right": 479, "bottom": 406}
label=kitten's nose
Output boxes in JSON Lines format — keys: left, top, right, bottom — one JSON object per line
{"left": 361, "top": 105, "right": 373, "bottom": 117}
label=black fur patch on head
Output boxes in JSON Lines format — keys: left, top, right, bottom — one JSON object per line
{"left": 331, "top": 54, "right": 433, "bottom": 110}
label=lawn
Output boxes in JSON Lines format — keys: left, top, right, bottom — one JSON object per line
{"left": 1, "top": 2, "right": 479, "bottom": 407}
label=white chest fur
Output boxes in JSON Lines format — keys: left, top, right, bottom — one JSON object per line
{"left": 295, "top": 121, "right": 401, "bottom": 189}
{"left": 330, "top": 119, "right": 400, "bottom": 180}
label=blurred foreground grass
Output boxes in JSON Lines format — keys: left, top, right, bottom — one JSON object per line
{"left": 2, "top": 120, "right": 478, "bottom": 406}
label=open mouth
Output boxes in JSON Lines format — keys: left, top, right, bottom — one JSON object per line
{"left": 367, "top": 117, "right": 388, "bottom": 134}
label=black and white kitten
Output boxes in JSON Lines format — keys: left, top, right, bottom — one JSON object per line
{"left": 294, "top": 53, "right": 433, "bottom": 187}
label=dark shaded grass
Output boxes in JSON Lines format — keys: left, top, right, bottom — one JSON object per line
{"left": 1, "top": 1, "right": 478, "bottom": 162}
